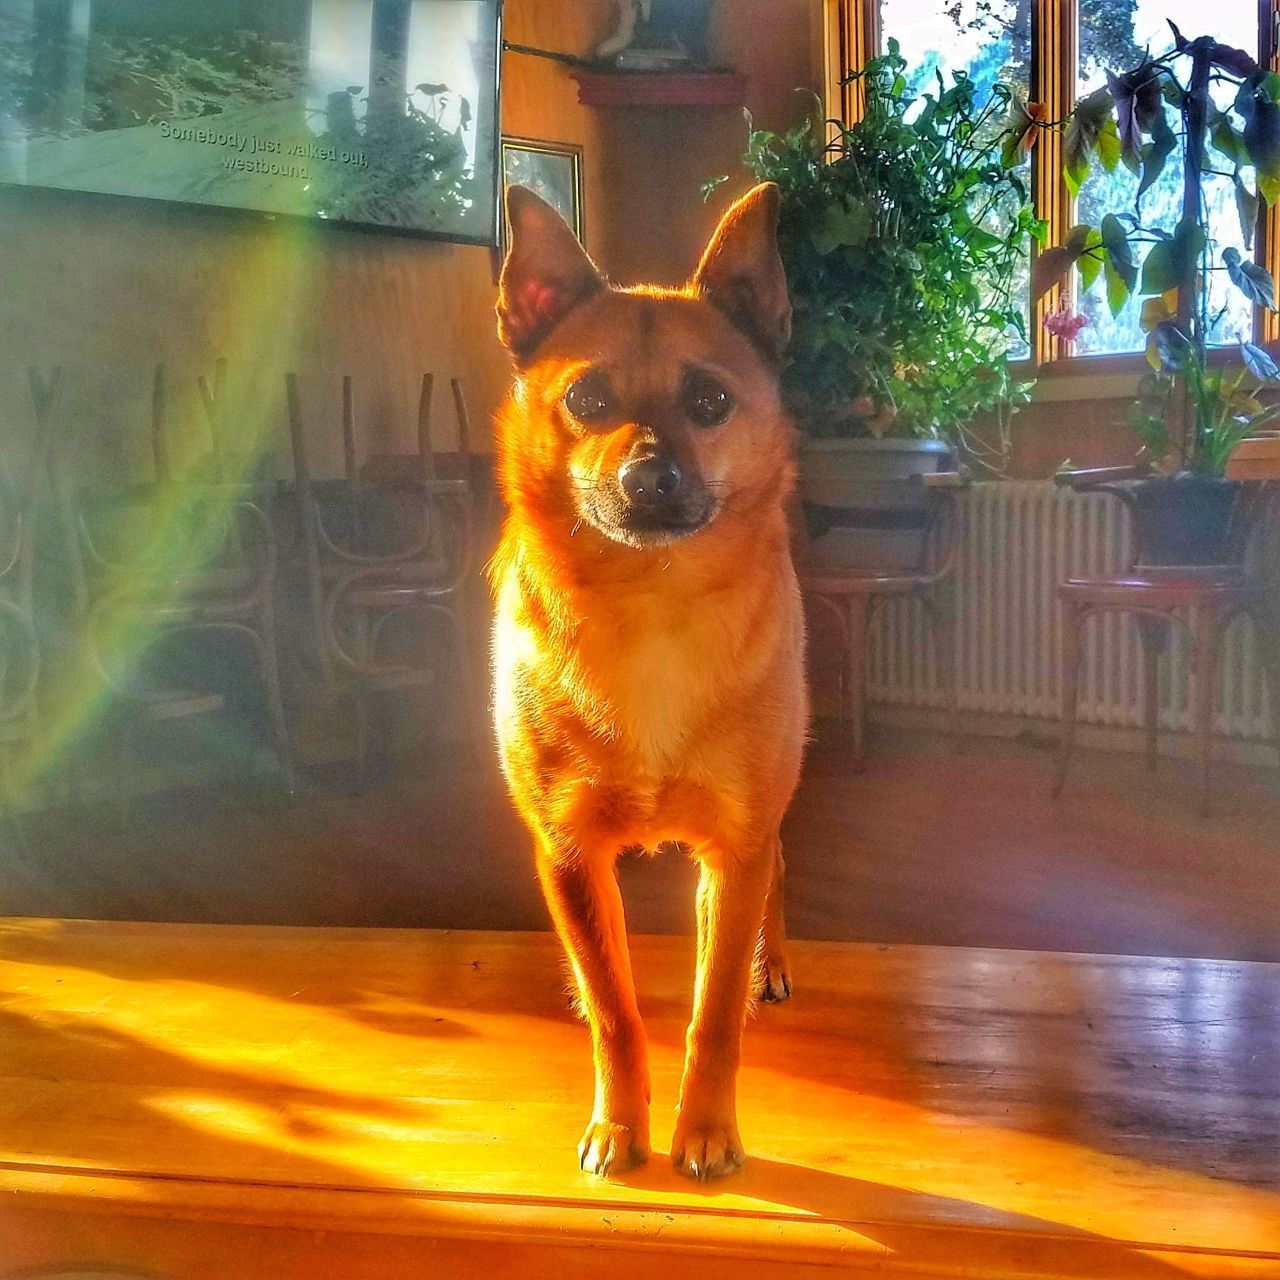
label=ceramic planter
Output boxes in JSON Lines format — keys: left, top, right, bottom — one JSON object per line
{"left": 798, "top": 437, "right": 953, "bottom": 572}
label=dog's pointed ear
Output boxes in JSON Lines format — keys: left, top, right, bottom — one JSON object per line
{"left": 691, "top": 182, "right": 791, "bottom": 361}
{"left": 497, "top": 185, "right": 604, "bottom": 361}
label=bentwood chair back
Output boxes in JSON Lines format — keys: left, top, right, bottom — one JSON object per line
{"left": 0, "top": 369, "right": 60, "bottom": 844}
{"left": 1053, "top": 465, "right": 1280, "bottom": 815}
{"left": 285, "top": 372, "right": 479, "bottom": 789}
{"left": 50, "top": 363, "right": 295, "bottom": 822}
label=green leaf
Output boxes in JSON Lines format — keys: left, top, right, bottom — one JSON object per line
{"left": 1063, "top": 86, "right": 1111, "bottom": 198}
{"left": 1140, "top": 218, "right": 1205, "bottom": 296}
{"left": 810, "top": 199, "right": 871, "bottom": 254}
{"left": 1210, "top": 114, "right": 1252, "bottom": 166}
{"left": 1063, "top": 147, "right": 1090, "bottom": 199}
{"left": 1222, "top": 246, "right": 1277, "bottom": 308}
{"left": 1077, "top": 227, "right": 1105, "bottom": 290}
{"left": 1243, "top": 97, "right": 1280, "bottom": 195}
{"left": 1235, "top": 177, "right": 1260, "bottom": 250}
{"left": 1137, "top": 114, "right": 1177, "bottom": 206}
{"left": 1242, "top": 341, "right": 1280, "bottom": 380}
{"left": 1140, "top": 238, "right": 1180, "bottom": 295}
{"left": 1000, "top": 97, "right": 1042, "bottom": 168}
{"left": 1096, "top": 117, "right": 1121, "bottom": 172}
{"left": 1100, "top": 213, "right": 1137, "bottom": 289}
{"left": 1104, "top": 258, "right": 1132, "bottom": 317}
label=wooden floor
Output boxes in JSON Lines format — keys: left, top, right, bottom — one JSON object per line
{"left": 5, "top": 726, "right": 1280, "bottom": 961}
{"left": 2, "top": 920, "right": 1277, "bottom": 1277}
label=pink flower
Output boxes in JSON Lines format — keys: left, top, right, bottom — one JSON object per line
{"left": 1043, "top": 300, "right": 1089, "bottom": 344}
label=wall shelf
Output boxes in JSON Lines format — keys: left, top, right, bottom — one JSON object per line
{"left": 571, "top": 69, "right": 746, "bottom": 109}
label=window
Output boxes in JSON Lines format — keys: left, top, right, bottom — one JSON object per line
{"left": 1074, "top": 0, "right": 1257, "bottom": 353}
{"left": 826, "top": 0, "right": 1277, "bottom": 363}
{"left": 874, "top": 0, "right": 1033, "bottom": 357}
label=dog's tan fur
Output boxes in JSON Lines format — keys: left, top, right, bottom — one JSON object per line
{"left": 490, "top": 183, "right": 807, "bottom": 1179}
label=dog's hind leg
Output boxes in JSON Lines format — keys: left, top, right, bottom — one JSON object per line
{"left": 672, "top": 844, "right": 773, "bottom": 1179}
{"left": 537, "top": 843, "right": 651, "bottom": 1176}
{"left": 756, "top": 832, "right": 791, "bottom": 1003}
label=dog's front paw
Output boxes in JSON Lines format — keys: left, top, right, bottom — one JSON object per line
{"left": 579, "top": 1120, "right": 649, "bottom": 1177}
{"left": 671, "top": 1117, "right": 744, "bottom": 1181}
{"left": 756, "top": 951, "right": 792, "bottom": 1003}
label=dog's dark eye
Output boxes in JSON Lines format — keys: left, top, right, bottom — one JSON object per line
{"left": 685, "top": 371, "right": 733, "bottom": 428}
{"left": 564, "top": 373, "right": 613, "bottom": 424}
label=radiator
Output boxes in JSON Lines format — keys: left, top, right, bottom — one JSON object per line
{"left": 865, "top": 480, "right": 1274, "bottom": 741}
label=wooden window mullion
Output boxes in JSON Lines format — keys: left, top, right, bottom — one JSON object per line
{"left": 1032, "top": 0, "right": 1077, "bottom": 365}
{"left": 824, "top": 0, "right": 878, "bottom": 125}
{"left": 1260, "top": 0, "right": 1280, "bottom": 346}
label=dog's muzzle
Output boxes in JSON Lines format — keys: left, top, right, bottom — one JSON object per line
{"left": 610, "top": 452, "right": 715, "bottom": 544}
{"left": 619, "top": 453, "right": 683, "bottom": 508}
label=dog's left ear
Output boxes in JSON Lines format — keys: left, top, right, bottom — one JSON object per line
{"left": 691, "top": 182, "right": 791, "bottom": 361}
{"left": 498, "top": 185, "right": 605, "bottom": 362}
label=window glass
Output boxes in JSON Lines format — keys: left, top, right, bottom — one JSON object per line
{"left": 1074, "top": 0, "right": 1257, "bottom": 354}
{"left": 878, "top": 0, "right": 1032, "bottom": 357}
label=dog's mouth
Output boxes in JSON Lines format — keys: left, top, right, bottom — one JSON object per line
{"left": 576, "top": 490, "right": 720, "bottom": 548}
{"left": 619, "top": 499, "right": 718, "bottom": 546}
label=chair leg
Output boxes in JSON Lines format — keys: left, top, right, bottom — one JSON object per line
{"left": 845, "top": 593, "right": 870, "bottom": 771}
{"left": 923, "top": 586, "right": 962, "bottom": 753}
{"left": 0, "top": 751, "right": 27, "bottom": 857}
{"left": 115, "top": 717, "right": 136, "bottom": 830}
{"left": 1053, "top": 600, "right": 1084, "bottom": 799}
{"left": 350, "top": 609, "right": 374, "bottom": 795}
{"left": 1255, "top": 599, "right": 1280, "bottom": 772}
{"left": 353, "top": 689, "right": 371, "bottom": 796}
{"left": 249, "top": 612, "right": 298, "bottom": 801}
{"left": 1190, "top": 605, "right": 1219, "bottom": 819}
{"left": 1136, "top": 616, "right": 1167, "bottom": 772}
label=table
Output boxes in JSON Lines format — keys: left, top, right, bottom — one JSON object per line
{"left": 1, "top": 920, "right": 1277, "bottom": 1278}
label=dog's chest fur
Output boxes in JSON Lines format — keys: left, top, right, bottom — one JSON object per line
{"left": 583, "top": 605, "right": 713, "bottom": 773}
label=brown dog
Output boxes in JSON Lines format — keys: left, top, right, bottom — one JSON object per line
{"left": 490, "top": 182, "right": 807, "bottom": 1180}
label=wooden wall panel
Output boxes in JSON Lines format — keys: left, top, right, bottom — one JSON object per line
{"left": 0, "top": 0, "right": 614, "bottom": 477}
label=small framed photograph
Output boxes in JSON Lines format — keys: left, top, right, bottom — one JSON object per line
{"left": 499, "top": 136, "right": 584, "bottom": 258}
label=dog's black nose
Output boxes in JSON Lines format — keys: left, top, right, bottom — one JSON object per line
{"left": 620, "top": 454, "right": 682, "bottom": 507}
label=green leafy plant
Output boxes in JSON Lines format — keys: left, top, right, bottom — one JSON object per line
{"left": 1036, "top": 22, "right": 1280, "bottom": 474}
{"left": 709, "top": 41, "right": 1042, "bottom": 465}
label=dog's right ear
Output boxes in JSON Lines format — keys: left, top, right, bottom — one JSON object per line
{"left": 497, "top": 186, "right": 604, "bottom": 362}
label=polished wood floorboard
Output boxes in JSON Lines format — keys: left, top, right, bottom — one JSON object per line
{"left": 3, "top": 726, "right": 1279, "bottom": 961}
{"left": 2, "top": 921, "right": 1277, "bottom": 1277}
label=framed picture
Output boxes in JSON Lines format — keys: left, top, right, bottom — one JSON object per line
{"left": 0, "top": 0, "right": 504, "bottom": 245}
{"left": 500, "top": 136, "right": 584, "bottom": 257}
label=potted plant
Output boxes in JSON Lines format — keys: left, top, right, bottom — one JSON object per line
{"left": 1034, "top": 23, "right": 1280, "bottom": 564}
{"left": 709, "top": 42, "right": 1040, "bottom": 563}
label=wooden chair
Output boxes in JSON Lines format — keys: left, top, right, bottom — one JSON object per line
{"left": 801, "top": 471, "right": 966, "bottom": 769}
{"left": 285, "top": 373, "right": 478, "bottom": 791}
{"left": 50, "top": 363, "right": 295, "bottom": 823}
{"left": 1053, "top": 467, "right": 1280, "bottom": 816}
{"left": 0, "top": 370, "right": 60, "bottom": 847}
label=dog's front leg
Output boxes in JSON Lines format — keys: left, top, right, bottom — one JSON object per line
{"left": 537, "top": 844, "right": 651, "bottom": 1175}
{"left": 672, "top": 847, "right": 773, "bottom": 1180}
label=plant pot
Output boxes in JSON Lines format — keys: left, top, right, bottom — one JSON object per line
{"left": 799, "top": 437, "right": 952, "bottom": 572}
{"left": 1104, "top": 474, "right": 1246, "bottom": 567}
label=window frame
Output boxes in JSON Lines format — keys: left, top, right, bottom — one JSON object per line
{"left": 823, "top": 0, "right": 1280, "bottom": 370}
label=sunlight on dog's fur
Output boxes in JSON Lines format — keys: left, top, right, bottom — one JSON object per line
{"left": 490, "top": 182, "right": 808, "bottom": 1181}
